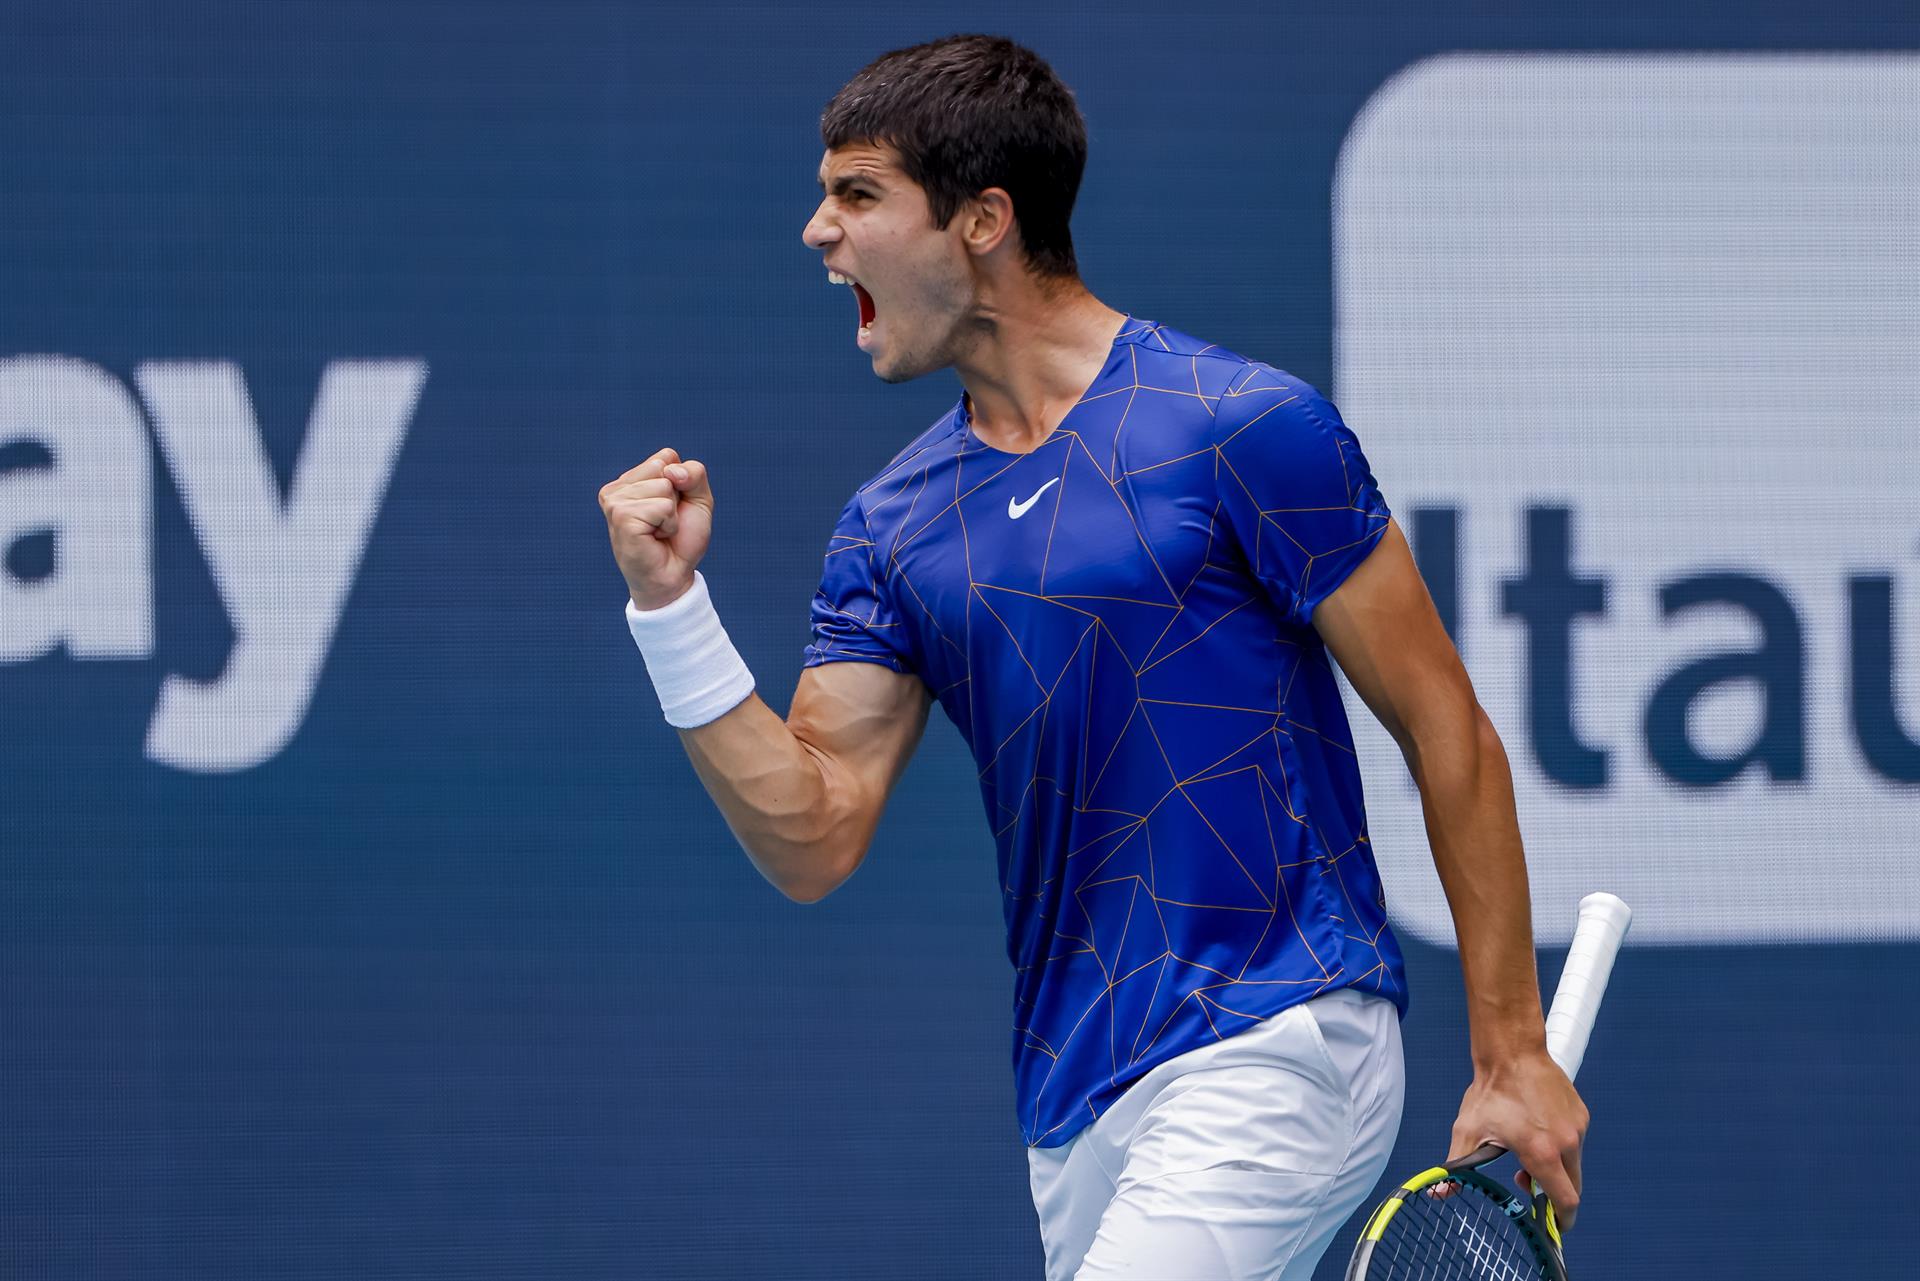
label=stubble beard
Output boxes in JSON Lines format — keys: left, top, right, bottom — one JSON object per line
{"left": 874, "top": 262, "right": 976, "bottom": 384}
{"left": 873, "top": 315, "right": 959, "bottom": 384}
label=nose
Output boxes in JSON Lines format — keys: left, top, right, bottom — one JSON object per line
{"left": 802, "top": 198, "right": 839, "bottom": 251}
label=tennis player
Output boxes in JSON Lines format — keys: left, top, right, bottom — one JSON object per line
{"left": 600, "top": 34, "right": 1587, "bottom": 1280}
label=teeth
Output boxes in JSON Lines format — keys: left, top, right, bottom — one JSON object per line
{"left": 827, "top": 270, "right": 851, "bottom": 285}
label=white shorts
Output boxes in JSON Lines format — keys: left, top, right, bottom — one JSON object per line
{"left": 1026, "top": 988, "right": 1406, "bottom": 1281}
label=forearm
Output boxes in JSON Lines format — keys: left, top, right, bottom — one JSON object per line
{"left": 674, "top": 696, "right": 855, "bottom": 903}
{"left": 616, "top": 568, "right": 852, "bottom": 903}
{"left": 1403, "top": 703, "right": 1547, "bottom": 1069}
{"left": 1314, "top": 535, "right": 1584, "bottom": 1196}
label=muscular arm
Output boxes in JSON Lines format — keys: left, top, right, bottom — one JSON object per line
{"left": 1317, "top": 520, "right": 1546, "bottom": 1067}
{"left": 601, "top": 446, "right": 931, "bottom": 905}
{"left": 678, "top": 660, "right": 931, "bottom": 903}
{"left": 1315, "top": 518, "right": 1589, "bottom": 1226}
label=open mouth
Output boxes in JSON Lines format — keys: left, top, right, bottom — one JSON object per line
{"left": 827, "top": 269, "right": 877, "bottom": 337}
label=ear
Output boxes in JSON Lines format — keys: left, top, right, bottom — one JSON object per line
{"left": 960, "top": 187, "right": 1017, "bottom": 259}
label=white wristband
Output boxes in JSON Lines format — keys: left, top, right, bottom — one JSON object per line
{"left": 623, "top": 572, "right": 756, "bottom": 728}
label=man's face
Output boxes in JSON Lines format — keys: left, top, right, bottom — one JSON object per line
{"left": 802, "top": 143, "right": 975, "bottom": 383}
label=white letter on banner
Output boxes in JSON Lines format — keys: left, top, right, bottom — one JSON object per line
{"left": 135, "top": 359, "right": 428, "bottom": 773}
{"left": 0, "top": 355, "right": 153, "bottom": 662}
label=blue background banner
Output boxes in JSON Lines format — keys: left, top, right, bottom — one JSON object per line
{"left": 3, "top": 3, "right": 1914, "bottom": 1277}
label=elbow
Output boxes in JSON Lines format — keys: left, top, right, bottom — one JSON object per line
{"left": 773, "top": 840, "right": 865, "bottom": 905}
{"left": 1402, "top": 692, "right": 1503, "bottom": 786}
{"left": 758, "top": 755, "right": 876, "bottom": 904}
{"left": 780, "top": 776, "right": 877, "bottom": 904}
{"left": 779, "top": 875, "right": 835, "bottom": 905}
{"left": 1468, "top": 700, "right": 1512, "bottom": 772}
{"left": 1474, "top": 701, "right": 1506, "bottom": 749}
{"left": 777, "top": 876, "right": 846, "bottom": 906}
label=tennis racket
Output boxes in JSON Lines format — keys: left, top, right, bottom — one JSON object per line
{"left": 1343, "top": 891, "right": 1633, "bottom": 1281}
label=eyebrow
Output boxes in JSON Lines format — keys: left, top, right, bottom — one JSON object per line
{"left": 817, "top": 169, "right": 885, "bottom": 195}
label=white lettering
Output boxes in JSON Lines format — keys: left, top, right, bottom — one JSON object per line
{"left": 0, "top": 355, "right": 152, "bottom": 661}
{"left": 134, "top": 360, "right": 428, "bottom": 773}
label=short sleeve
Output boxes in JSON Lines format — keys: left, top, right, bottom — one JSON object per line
{"left": 1212, "top": 367, "right": 1392, "bottom": 627}
{"left": 801, "top": 492, "right": 918, "bottom": 674}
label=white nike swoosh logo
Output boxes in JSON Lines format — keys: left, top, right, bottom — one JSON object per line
{"left": 1007, "top": 477, "right": 1060, "bottom": 519}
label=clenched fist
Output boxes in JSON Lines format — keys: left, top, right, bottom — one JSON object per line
{"left": 599, "top": 447, "right": 714, "bottom": 610}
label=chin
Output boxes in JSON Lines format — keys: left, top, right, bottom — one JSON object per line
{"left": 871, "top": 340, "right": 947, "bottom": 385}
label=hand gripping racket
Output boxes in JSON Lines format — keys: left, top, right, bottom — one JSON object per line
{"left": 1343, "top": 892, "right": 1633, "bottom": 1281}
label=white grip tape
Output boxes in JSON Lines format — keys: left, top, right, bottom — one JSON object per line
{"left": 1543, "top": 892, "right": 1633, "bottom": 1082}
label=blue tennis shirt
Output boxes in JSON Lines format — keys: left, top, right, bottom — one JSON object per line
{"left": 802, "top": 317, "right": 1409, "bottom": 1148}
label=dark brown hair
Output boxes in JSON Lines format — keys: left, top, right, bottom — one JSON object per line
{"left": 821, "top": 34, "right": 1087, "bottom": 279}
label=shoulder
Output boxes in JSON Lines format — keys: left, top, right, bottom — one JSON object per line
{"left": 1208, "top": 361, "right": 1369, "bottom": 484}
{"left": 1115, "top": 321, "right": 1328, "bottom": 434}
{"left": 1209, "top": 361, "right": 1383, "bottom": 514}
{"left": 835, "top": 402, "right": 966, "bottom": 532}
{"left": 858, "top": 404, "right": 963, "bottom": 492}
{"left": 1117, "top": 319, "right": 1260, "bottom": 408}
{"left": 1213, "top": 361, "right": 1329, "bottom": 434}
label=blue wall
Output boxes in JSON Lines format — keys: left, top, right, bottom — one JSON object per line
{"left": 2, "top": 3, "right": 1915, "bottom": 1277}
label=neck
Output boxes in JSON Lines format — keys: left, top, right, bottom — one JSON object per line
{"left": 955, "top": 280, "right": 1127, "bottom": 455}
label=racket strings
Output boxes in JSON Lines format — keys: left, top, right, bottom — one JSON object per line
{"left": 1371, "top": 1180, "right": 1548, "bottom": 1280}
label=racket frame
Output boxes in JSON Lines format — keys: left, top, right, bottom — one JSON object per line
{"left": 1344, "top": 1145, "right": 1568, "bottom": 1281}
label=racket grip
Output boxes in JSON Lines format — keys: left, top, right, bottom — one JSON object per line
{"left": 1543, "top": 892, "right": 1632, "bottom": 1082}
